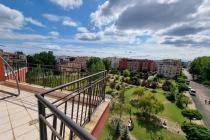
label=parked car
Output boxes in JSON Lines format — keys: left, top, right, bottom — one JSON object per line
{"left": 190, "top": 89, "right": 196, "bottom": 96}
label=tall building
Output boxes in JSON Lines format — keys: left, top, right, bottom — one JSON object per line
{"left": 119, "top": 58, "right": 128, "bottom": 70}
{"left": 106, "top": 57, "right": 120, "bottom": 68}
{"left": 119, "top": 58, "right": 156, "bottom": 72}
{"left": 57, "top": 56, "right": 89, "bottom": 72}
{"left": 157, "top": 59, "right": 182, "bottom": 78}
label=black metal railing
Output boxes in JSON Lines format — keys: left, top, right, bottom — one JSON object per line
{"left": 4, "top": 62, "right": 88, "bottom": 90}
{"left": 35, "top": 70, "right": 107, "bottom": 140}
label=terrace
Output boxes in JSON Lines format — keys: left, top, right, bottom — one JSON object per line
{"left": 0, "top": 56, "right": 109, "bottom": 140}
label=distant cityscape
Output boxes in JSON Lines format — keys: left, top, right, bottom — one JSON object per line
{"left": 0, "top": 50, "right": 187, "bottom": 78}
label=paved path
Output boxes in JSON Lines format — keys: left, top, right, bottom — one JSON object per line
{"left": 183, "top": 70, "right": 210, "bottom": 129}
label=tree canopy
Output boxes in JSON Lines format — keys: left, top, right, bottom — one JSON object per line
{"left": 138, "top": 92, "right": 164, "bottom": 115}
{"left": 189, "top": 56, "right": 210, "bottom": 84}
{"left": 27, "top": 51, "right": 56, "bottom": 66}
{"left": 86, "top": 57, "right": 105, "bottom": 73}
{"left": 181, "top": 122, "right": 210, "bottom": 140}
{"left": 181, "top": 109, "right": 202, "bottom": 121}
{"left": 123, "top": 69, "right": 130, "bottom": 77}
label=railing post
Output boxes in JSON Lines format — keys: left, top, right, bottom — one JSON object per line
{"left": 88, "top": 80, "right": 93, "bottom": 121}
{"left": 38, "top": 100, "right": 47, "bottom": 140}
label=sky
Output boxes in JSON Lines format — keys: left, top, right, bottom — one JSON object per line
{"left": 0, "top": 0, "right": 210, "bottom": 60}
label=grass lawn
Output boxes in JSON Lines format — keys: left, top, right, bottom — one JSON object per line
{"left": 100, "top": 86, "right": 187, "bottom": 140}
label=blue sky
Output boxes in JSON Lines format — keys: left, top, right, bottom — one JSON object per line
{"left": 0, "top": 0, "right": 210, "bottom": 60}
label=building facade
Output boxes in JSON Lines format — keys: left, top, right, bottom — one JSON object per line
{"left": 57, "top": 56, "right": 89, "bottom": 72}
{"left": 106, "top": 57, "right": 120, "bottom": 68}
{"left": 157, "top": 59, "right": 182, "bottom": 78}
{"left": 119, "top": 58, "right": 156, "bottom": 72}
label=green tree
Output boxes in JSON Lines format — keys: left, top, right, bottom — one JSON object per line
{"left": 132, "top": 87, "right": 145, "bottom": 100}
{"left": 162, "top": 80, "right": 172, "bottom": 91}
{"left": 27, "top": 51, "right": 56, "bottom": 65}
{"left": 176, "top": 94, "right": 191, "bottom": 109}
{"left": 181, "top": 122, "right": 210, "bottom": 140}
{"left": 182, "top": 109, "right": 202, "bottom": 122}
{"left": 121, "top": 127, "right": 130, "bottom": 140}
{"left": 190, "top": 56, "right": 210, "bottom": 83}
{"left": 138, "top": 92, "right": 164, "bottom": 116}
{"left": 103, "top": 59, "right": 111, "bottom": 71}
{"left": 87, "top": 57, "right": 105, "bottom": 73}
{"left": 123, "top": 69, "right": 130, "bottom": 77}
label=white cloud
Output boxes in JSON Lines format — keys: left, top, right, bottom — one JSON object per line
{"left": 0, "top": 3, "right": 25, "bottom": 30}
{"left": 62, "top": 18, "right": 78, "bottom": 27}
{"left": 77, "top": 27, "right": 89, "bottom": 33}
{"left": 49, "top": 0, "right": 83, "bottom": 9}
{"left": 89, "top": 0, "right": 210, "bottom": 49}
{"left": 49, "top": 31, "right": 60, "bottom": 37}
{"left": 45, "top": 44, "right": 61, "bottom": 50}
{"left": 75, "top": 32, "right": 101, "bottom": 41}
{"left": 43, "top": 13, "right": 78, "bottom": 27}
{"left": 25, "top": 17, "right": 45, "bottom": 27}
{"left": 42, "top": 14, "right": 61, "bottom": 22}
{"left": 90, "top": 0, "right": 136, "bottom": 28}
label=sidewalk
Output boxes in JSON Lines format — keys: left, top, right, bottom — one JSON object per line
{"left": 184, "top": 92, "right": 204, "bottom": 125}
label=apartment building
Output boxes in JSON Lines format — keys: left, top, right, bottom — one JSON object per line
{"left": 1, "top": 51, "right": 26, "bottom": 64}
{"left": 157, "top": 59, "right": 182, "bottom": 78}
{"left": 57, "top": 56, "right": 89, "bottom": 72}
{"left": 106, "top": 57, "right": 120, "bottom": 68}
{"left": 119, "top": 58, "right": 156, "bottom": 72}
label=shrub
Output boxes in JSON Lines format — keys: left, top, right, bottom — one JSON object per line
{"left": 129, "top": 99, "right": 140, "bottom": 107}
{"left": 123, "top": 69, "right": 130, "bottom": 77}
{"left": 162, "top": 80, "right": 172, "bottom": 91}
{"left": 116, "top": 83, "right": 121, "bottom": 90}
{"left": 203, "top": 81, "right": 210, "bottom": 86}
{"left": 150, "top": 81, "right": 158, "bottom": 89}
{"left": 181, "top": 122, "right": 210, "bottom": 140}
{"left": 176, "top": 94, "right": 191, "bottom": 109}
{"left": 106, "top": 89, "right": 115, "bottom": 97}
{"left": 166, "top": 93, "right": 176, "bottom": 102}
{"left": 182, "top": 109, "right": 202, "bottom": 121}
{"left": 121, "top": 127, "right": 130, "bottom": 140}
{"left": 110, "top": 81, "right": 116, "bottom": 89}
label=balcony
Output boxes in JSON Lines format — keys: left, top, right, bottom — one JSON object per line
{"left": 0, "top": 59, "right": 109, "bottom": 140}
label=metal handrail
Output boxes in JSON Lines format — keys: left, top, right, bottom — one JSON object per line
{"left": 40, "top": 70, "right": 106, "bottom": 96}
{"left": 0, "top": 55, "right": 20, "bottom": 96}
{"left": 36, "top": 70, "right": 107, "bottom": 140}
{"left": 36, "top": 93, "right": 97, "bottom": 140}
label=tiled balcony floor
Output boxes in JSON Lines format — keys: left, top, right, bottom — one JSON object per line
{"left": 0, "top": 84, "right": 89, "bottom": 140}
{"left": 0, "top": 85, "right": 41, "bottom": 140}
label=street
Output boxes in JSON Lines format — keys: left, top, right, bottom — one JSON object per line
{"left": 183, "top": 70, "right": 210, "bottom": 129}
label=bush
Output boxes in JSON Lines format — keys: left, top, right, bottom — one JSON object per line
{"left": 106, "top": 89, "right": 115, "bottom": 97}
{"left": 129, "top": 99, "right": 140, "bottom": 107}
{"left": 176, "top": 94, "right": 191, "bottom": 109}
{"left": 203, "top": 81, "right": 210, "bottom": 86}
{"left": 182, "top": 109, "right": 202, "bottom": 121}
{"left": 130, "top": 76, "right": 140, "bottom": 85}
{"left": 150, "top": 81, "right": 158, "bottom": 89}
{"left": 121, "top": 127, "right": 130, "bottom": 140}
{"left": 181, "top": 122, "right": 210, "bottom": 140}
{"left": 123, "top": 69, "right": 130, "bottom": 77}
{"left": 162, "top": 80, "right": 172, "bottom": 91}
{"left": 110, "top": 81, "right": 116, "bottom": 89}
{"left": 177, "top": 83, "right": 188, "bottom": 93}
{"left": 116, "top": 83, "right": 121, "bottom": 91}
{"left": 166, "top": 93, "right": 176, "bottom": 102}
